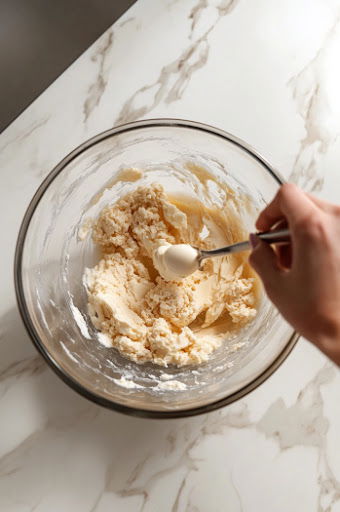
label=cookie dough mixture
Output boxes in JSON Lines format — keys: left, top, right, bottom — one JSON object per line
{"left": 85, "top": 184, "right": 257, "bottom": 366}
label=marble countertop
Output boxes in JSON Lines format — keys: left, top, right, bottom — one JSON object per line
{"left": 1, "top": 0, "right": 340, "bottom": 510}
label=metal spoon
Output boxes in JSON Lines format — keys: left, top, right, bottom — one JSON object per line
{"left": 155, "top": 228, "right": 290, "bottom": 280}
{"left": 198, "top": 228, "right": 290, "bottom": 264}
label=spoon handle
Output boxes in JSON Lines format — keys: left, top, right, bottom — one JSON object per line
{"left": 257, "top": 228, "right": 290, "bottom": 244}
{"left": 199, "top": 228, "right": 290, "bottom": 259}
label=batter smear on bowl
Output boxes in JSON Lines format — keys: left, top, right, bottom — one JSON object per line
{"left": 85, "top": 184, "right": 258, "bottom": 367}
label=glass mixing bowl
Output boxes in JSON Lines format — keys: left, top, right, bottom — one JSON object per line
{"left": 15, "top": 119, "right": 297, "bottom": 418}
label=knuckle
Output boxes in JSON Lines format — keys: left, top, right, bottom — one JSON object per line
{"left": 278, "top": 183, "right": 297, "bottom": 201}
{"left": 295, "top": 213, "right": 326, "bottom": 240}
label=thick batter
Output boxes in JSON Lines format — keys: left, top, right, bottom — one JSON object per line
{"left": 85, "top": 184, "right": 257, "bottom": 366}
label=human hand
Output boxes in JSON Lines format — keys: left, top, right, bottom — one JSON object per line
{"left": 249, "top": 183, "right": 340, "bottom": 365}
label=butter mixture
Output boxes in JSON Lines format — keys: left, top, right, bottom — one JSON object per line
{"left": 85, "top": 184, "right": 257, "bottom": 367}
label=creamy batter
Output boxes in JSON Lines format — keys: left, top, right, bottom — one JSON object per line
{"left": 153, "top": 243, "right": 200, "bottom": 280}
{"left": 85, "top": 183, "right": 257, "bottom": 367}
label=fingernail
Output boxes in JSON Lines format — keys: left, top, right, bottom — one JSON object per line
{"left": 249, "top": 233, "right": 259, "bottom": 249}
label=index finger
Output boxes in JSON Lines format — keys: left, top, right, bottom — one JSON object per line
{"left": 256, "top": 183, "right": 317, "bottom": 231}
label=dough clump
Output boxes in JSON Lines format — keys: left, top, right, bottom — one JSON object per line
{"left": 85, "top": 184, "right": 257, "bottom": 366}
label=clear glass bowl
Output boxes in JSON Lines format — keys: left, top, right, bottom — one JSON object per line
{"left": 14, "top": 119, "right": 297, "bottom": 418}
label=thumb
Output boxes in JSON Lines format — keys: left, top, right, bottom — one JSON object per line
{"left": 248, "top": 235, "right": 283, "bottom": 296}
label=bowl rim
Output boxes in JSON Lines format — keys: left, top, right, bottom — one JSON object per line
{"left": 14, "top": 118, "right": 298, "bottom": 419}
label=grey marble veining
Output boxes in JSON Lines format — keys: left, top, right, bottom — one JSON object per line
{"left": 83, "top": 30, "right": 115, "bottom": 123}
{"left": 115, "top": 0, "right": 239, "bottom": 126}
{"left": 0, "top": 0, "right": 339, "bottom": 510}
{"left": 288, "top": 12, "right": 340, "bottom": 192}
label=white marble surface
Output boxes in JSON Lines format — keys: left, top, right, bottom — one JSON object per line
{"left": 1, "top": 0, "right": 340, "bottom": 510}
